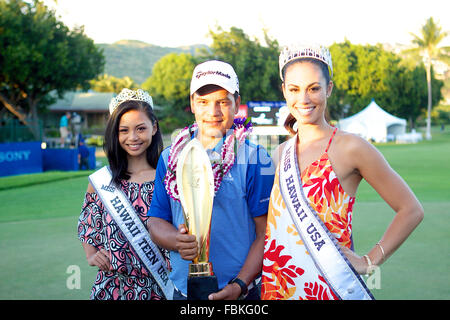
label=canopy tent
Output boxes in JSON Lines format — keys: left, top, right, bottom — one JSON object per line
{"left": 338, "top": 99, "right": 407, "bottom": 143}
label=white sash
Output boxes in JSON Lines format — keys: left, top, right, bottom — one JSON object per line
{"left": 279, "top": 136, "right": 374, "bottom": 300}
{"left": 89, "top": 166, "right": 174, "bottom": 300}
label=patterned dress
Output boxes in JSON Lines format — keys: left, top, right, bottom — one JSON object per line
{"left": 78, "top": 179, "right": 169, "bottom": 300}
{"left": 262, "top": 128, "right": 354, "bottom": 300}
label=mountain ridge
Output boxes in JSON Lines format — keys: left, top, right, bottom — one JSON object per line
{"left": 95, "top": 40, "right": 208, "bottom": 84}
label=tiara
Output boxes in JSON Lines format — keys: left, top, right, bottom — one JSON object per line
{"left": 279, "top": 43, "right": 333, "bottom": 80}
{"left": 108, "top": 88, "right": 153, "bottom": 114}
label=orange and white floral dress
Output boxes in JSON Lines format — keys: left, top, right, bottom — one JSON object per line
{"left": 262, "top": 128, "right": 354, "bottom": 300}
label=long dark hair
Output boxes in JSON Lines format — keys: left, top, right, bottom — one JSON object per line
{"left": 282, "top": 58, "right": 331, "bottom": 135}
{"left": 103, "top": 100, "right": 163, "bottom": 185}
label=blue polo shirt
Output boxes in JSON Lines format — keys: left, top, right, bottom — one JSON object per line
{"left": 148, "top": 135, "right": 275, "bottom": 294}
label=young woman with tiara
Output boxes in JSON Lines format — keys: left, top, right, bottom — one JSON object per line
{"left": 77, "top": 89, "right": 173, "bottom": 300}
{"left": 261, "top": 44, "right": 424, "bottom": 300}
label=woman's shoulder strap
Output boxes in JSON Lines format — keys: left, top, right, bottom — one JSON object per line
{"left": 325, "top": 127, "right": 338, "bottom": 153}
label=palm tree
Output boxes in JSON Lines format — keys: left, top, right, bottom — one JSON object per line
{"left": 409, "top": 17, "right": 449, "bottom": 140}
{"left": 89, "top": 74, "right": 138, "bottom": 93}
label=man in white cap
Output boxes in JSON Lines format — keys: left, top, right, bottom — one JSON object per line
{"left": 148, "top": 60, "right": 275, "bottom": 300}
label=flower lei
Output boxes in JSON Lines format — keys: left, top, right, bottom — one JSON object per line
{"left": 164, "top": 117, "right": 253, "bottom": 201}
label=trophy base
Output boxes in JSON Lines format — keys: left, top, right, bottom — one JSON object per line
{"left": 187, "top": 275, "right": 219, "bottom": 300}
{"left": 187, "top": 263, "right": 218, "bottom": 300}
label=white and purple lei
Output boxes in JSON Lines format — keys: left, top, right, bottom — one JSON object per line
{"left": 164, "top": 117, "right": 253, "bottom": 201}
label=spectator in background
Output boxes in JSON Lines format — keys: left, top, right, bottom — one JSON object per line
{"left": 59, "top": 111, "right": 71, "bottom": 147}
{"left": 72, "top": 112, "right": 83, "bottom": 146}
{"left": 78, "top": 138, "right": 90, "bottom": 170}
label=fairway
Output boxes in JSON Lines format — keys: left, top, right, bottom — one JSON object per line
{"left": 0, "top": 215, "right": 97, "bottom": 299}
{"left": 0, "top": 175, "right": 98, "bottom": 299}
{"left": 0, "top": 129, "right": 449, "bottom": 300}
{"left": 352, "top": 201, "right": 449, "bottom": 299}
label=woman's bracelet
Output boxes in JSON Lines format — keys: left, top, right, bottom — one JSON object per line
{"left": 376, "top": 242, "right": 386, "bottom": 263}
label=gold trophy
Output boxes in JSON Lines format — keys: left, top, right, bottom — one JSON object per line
{"left": 176, "top": 138, "right": 218, "bottom": 300}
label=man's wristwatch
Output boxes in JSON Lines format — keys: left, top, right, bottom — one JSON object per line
{"left": 228, "top": 277, "right": 248, "bottom": 300}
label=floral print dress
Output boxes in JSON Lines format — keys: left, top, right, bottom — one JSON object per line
{"left": 78, "top": 179, "right": 168, "bottom": 300}
{"left": 262, "top": 128, "right": 354, "bottom": 300}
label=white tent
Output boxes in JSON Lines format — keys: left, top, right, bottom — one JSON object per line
{"left": 338, "top": 100, "right": 407, "bottom": 143}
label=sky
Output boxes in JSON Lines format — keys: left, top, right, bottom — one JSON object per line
{"left": 43, "top": 0, "right": 450, "bottom": 48}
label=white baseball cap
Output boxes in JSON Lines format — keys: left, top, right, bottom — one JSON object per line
{"left": 190, "top": 60, "right": 239, "bottom": 95}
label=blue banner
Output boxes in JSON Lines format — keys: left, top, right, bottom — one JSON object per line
{"left": 43, "top": 148, "right": 78, "bottom": 171}
{"left": 43, "top": 147, "right": 96, "bottom": 171}
{"left": 0, "top": 142, "right": 43, "bottom": 177}
{"left": 0, "top": 143, "right": 97, "bottom": 177}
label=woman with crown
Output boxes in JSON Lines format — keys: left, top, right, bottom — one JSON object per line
{"left": 261, "top": 44, "right": 424, "bottom": 300}
{"left": 77, "top": 89, "right": 171, "bottom": 300}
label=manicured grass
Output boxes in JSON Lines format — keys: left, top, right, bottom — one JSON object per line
{"left": 0, "top": 175, "right": 89, "bottom": 223}
{"left": 352, "top": 201, "right": 449, "bottom": 299}
{"left": 0, "top": 170, "right": 91, "bottom": 191}
{"left": 356, "top": 130, "right": 450, "bottom": 202}
{"left": 0, "top": 174, "right": 97, "bottom": 299}
{"left": 352, "top": 129, "right": 450, "bottom": 299}
{"left": 0, "top": 215, "right": 97, "bottom": 299}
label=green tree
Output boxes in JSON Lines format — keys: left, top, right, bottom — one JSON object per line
{"left": 203, "top": 26, "right": 283, "bottom": 103}
{"left": 328, "top": 41, "right": 442, "bottom": 127}
{"left": 407, "top": 17, "right": 449, "bottom": 139}
{"left": 142, "top": 53, "right": 196, "bottom": 133}
{"left": 431, "top": 104, "right": 450, "bottom": 125}
{"left": 0, "top": 0, "right": 104, "bottom": 139}
{"left": 90, "top": 74, "right": 138, "bottom": 93}
{"left": 392, "top": 60, "right": 443, "bottom": 127}
{"left": 329, "top": 42, "right": 405, "bottom": 116}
